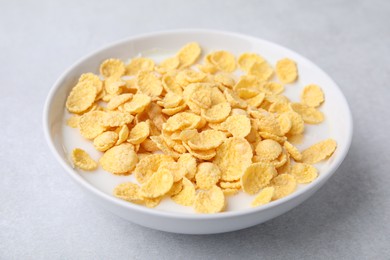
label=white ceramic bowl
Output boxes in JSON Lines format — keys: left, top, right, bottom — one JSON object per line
{"left": 43, "top": 29, "right": 353, "bottom": 234}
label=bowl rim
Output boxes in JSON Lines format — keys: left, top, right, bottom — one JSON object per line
{"left": 43, "top": 28, "right": 353, "bottom": 220}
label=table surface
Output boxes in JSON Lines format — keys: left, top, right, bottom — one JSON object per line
{"left": 1, "top": 0, "right": 389, "bottom": 259}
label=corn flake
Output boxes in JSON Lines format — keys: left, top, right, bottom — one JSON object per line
{"left": 99, "top": 143, "right": 138, "bottom": 175}
{"left": 251, "top": 187, "right": 274, "bottom": 207}
{"left": 238, "top": 53, "right": 265, "bottom": 72}
{"left": 125, "top": 57, "right": 154, "bottom": 76}
{"left": 171, "top": 177, "right": 195, "bottom": 206}
{"left": 71, "top": 148, "right": 97, "bottom": 171}
{"left": 241, "top": 163, "right": 275, "bottom": 195}
{"left": 291, "top": 163, "right": 318, "bottom": 184}
{"left": 195, "top": 162, "right": 221, "bottom": 190}
{"left": 194, "top": 186, "right": 225, "bottom": 213}
{"left": 134, "top": 154, "right": 174, "bottom": 183}
{"left": 223, "top": 115, "right": 251, "bottom": 138}
{"left": 209, "top": 51, "right": 236, "bottom": 72}
{"left": 255, "top": 139, "right": 282, "bottom": 161}
{"left": 93, "top": 131, "right": 118, "bottom": 151}
{"left": 140, "top": 167, "right": 173, "bottom": 198}
{"left": 290, "top": 103, "right": 324, "bottom": 124}
{"left": 301, "top": 139, "right": 337, "bottom": 164}
{"left": 128, "top": 121, "right": 150, "bottom": 145}
{"left": 123, "top": 94, "right": 151, "bottom": 114}
{"left": 114, "top": 182, "right": 143, "bottom": 203}
{"left": 66, "top": 82, "right": 97, "bottom": 114}
{"left": 276, "top": 58, "right": 298, "bottom": 84}
{"left": 301, "top": 84, "right": 324, "bottom": 107}
{"left": 79, "top": 111, "right": 107, "bottom": 139}
{"left": 271, "top": 173, "right": 297, "bottom": 200}
{"left": 213, "top": 137, "right": 252, "bottom": 181}
{"left": 177, "top": 42, "right": 201, "bottom": 68}
{"left": 188, "top": 130, "right": 226, "bottom": 150}
{"left": 137, "top": 71, "right": 163, "bottom": 97}
{"left": 100, "top": 59, "right": 125, "bottom": 78}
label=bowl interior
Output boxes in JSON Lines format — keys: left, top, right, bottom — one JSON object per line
{"left": 44, "top": 30, "right": 352, "bottom": 216}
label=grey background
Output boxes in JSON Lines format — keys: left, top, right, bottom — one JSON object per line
{"left": 1, "top": 0, "right": 389, "bottom": 259}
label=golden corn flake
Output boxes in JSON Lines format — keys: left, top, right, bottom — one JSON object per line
{"left": 177, "top": 42, "right": 201, "bottom": 68}
{"left": 255, "top": 139, "right": 282, "bottom": 161}
{"left": 290, "top": 103, "right": 324, "bottom": 124}
{"left": 116, "top": 124, "right": 129, "bottom": 145}
{"left": 269, "top": 101, "right": 291, "bottom": 114}
{"left": 114, "top": 182, "right": 143, "bottom": 203}
{"left": 159, "top": 161, "right": 186, "bottom": 182}
{"left": 190, "top": 86, "right": 212, "bottom": 109}
{"left": 103, "top": 77, "right": 125, "bottom": 95}
{"left": 201, "top": 102, "right": 231, "bottom": 123}
{"left": 224, "top": 89, "right": 247, "bottom": 109}
{"left": 246, "top": 92, "right": 265, "bottom": 107}
{"left": 123, "top": 93, "right": 151, "bottom": 114}
{"left": 284, "top": 111, "right": 305, "bottom": 135}
{"left": 150, "top": 136, "right": 181, "bottom": 159}
{"left": 262, "top": 82, "right": 284, "bottom": 95}
{"left": 251, "top": 187, "right": 274, "bottom": 207}
{"left": 222, "top": 188, "right": 239, "bottom": 196}
{"left": 93, "top": 131, "right": 118, "bottom": 152}
{"left": 277, "top": 113, "right": 292, "bottom": 135}
{"left": 209, "top": 51, "right": 236, "bottom": 72}
{"left": 101, "top": 111, "right": 134, "bottom": 127}
{"left": 284, "top": 141, "right": 302, "bottom": 161}
{"left": 125, "top": 57, "right": 154, "bottom": 76}
{"left": 99, "top": 143, "right": 138, "bottom": 175}
{"left": 213, "top": 137, "right": 252, "bottom": 181}
{"left": 79, "top": 73, "right": 103, "bottom": 94}
{"left": 140, "top": 167, "right": 173, "bottom": 198}
{"left": 215, "top": 73, "right": 235, "bottom": 88}
{"left": 166, "top": 180, "right": 184, "bottom": 197}
{"left": 66, "top": 82, "right": 97, "bottom": 114}
{"left": 271, "top": 173, "right": 297, "bottom": 200}
{"left": 238, "top": 53, "right": 265, "bottom": 72}
{"left": 71, "top": 148, "right": 97, "bottom": 171}
{"left": 171, "top": 177, "right": 195, "bottom": 206}
{"left": 163, "top": 112, "right": 202, "bottom": 132}
{"left": 79, "top": 111, "right": 107, "bottom": 139}
{"left": 233, "top": 75, "right": 260, "bottom": 91}
{"left": 128, "top": 121, "right": 150, "bottom": 145}
{"left": 100, "top": 58, "right": 125, "bottom": 78}
{"left": 194, "top": 186, "right": 225, "bottom": 214}
{"left": 134, "top": 154, "right": 174, "bottom": 183}
{"left": 177, "top": 153, "right": 197, "bottom": 180}
{"left": 137, "top": 71, "right": 163, "bottom": 97}
{"left": 183, "top": 142, "right": 217, "bottom": 160}
{"left": 188, "top": 130, "right": 226, "bottom": 150}
{"left": 162, "top": 103, "right": 187, "bottom": 116}
{"left": 195, "top": 162, "right": 221, "bottom": 190}
{"left": 223, "top": 115, "right": 251, "bottom": 138}
{"left": 301, "top": 139, "right": 337, "bottom": 164}
{"left": 159, "top": 92, "right": 183, "bottom": 108}
{"left": 162, "top": 72, "right": 182, "bottom": 95}
{"left": 248, "top": 61, "right": 274, "bottom": 82}
{"left": 301, "top": 84, "right": 324, "bottom": 107}
{"left": 258, "top": 131, "right": 286, "bottom": 144}
{"left": 107, "top": 93, "right": 133, "bottom": 110}
{"left": 156, "top": 56, "right": 180, "bottom": 74}
{"left": 66, "top": 115, "right": 80, "bottom": 128}
{"left": 276, "top": 58, "right": 298, "bottom": 84}
{"left": 144, "top": 196, "right": 163, "bottom": 208}
{"left": 219, "top": 180, "right": 241, "bottom": 189}
{"left": 291, "top": 163, "right": 318, "bottom": 184}
{"left": 241, "top": 163, "right": 276, "bottom": 195}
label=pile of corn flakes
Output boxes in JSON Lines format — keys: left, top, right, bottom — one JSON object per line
{"left": 66, "top": 42, "right": 337, "bottom": 213}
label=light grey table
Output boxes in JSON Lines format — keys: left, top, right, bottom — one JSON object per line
{"left": 1, "top": 0, "right": 389, "bottom": 259}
